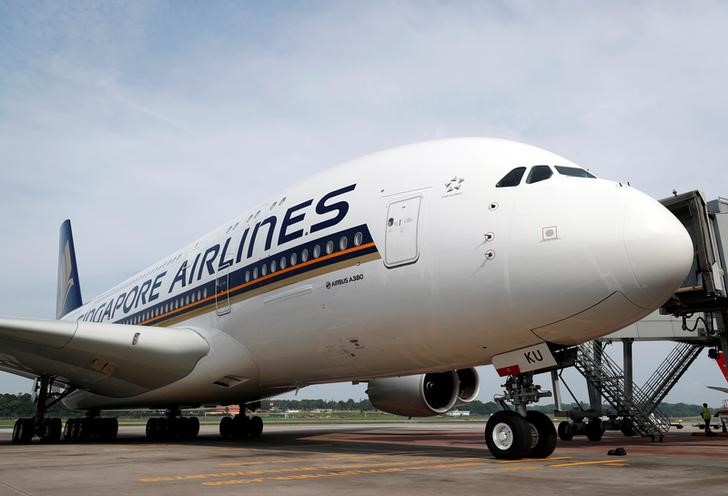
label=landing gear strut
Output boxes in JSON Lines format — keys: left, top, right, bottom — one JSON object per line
{"left": 219, "top": 406, "right": 263, "bottom": 440}
{"left": 486, "top": 373, "right": 557, "bottom": 459}
{"left": 145, "top": 408, "right": 200, "bottom": 440}
{"left": 11, "top": 375, "right": 71, "bottom": 444}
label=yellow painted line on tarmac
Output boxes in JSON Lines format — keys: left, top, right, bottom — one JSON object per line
{"left": 496, "top": 465, "right": 542, "bottom": 472}
{"left": 218, "top": 452, "right": 411, "bottom": 467}
{"left": 139, "top": 458, "right": 481, "bottom": 483}
{"left": 219, "top": 459, "right": 288, "bottom": 467}
{"left": 201, "top": 460, "right": 485, "bottom": 486}
{"left": 549, "top": 459, "right": 627, "bottom": 468}
{"left": 497, "top": 457, "right": 572, "bottom": 464}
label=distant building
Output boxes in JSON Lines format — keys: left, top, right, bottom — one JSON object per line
{"left": 445, "top": 410, "right": 470, "bottom": 417}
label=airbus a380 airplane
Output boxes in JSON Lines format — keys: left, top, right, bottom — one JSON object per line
{"left": 0, "top": 138, "right": 693, "bottom": 459}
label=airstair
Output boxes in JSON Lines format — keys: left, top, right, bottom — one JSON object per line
{"left": 639, "top": 342, "right": 704, "bottom": 410}
{"left": 575, "top": 342, "right": 671, "bottom": 440}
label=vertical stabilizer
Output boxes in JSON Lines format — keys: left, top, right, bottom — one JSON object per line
{"left": 56, "top": 220, "right": 83, "bottom": 319}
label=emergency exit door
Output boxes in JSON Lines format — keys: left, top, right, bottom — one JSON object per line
{"left": 384, "top": 196, "right": 422, "bottom": 268}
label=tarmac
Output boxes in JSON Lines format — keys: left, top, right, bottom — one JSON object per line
{"left": 1, "top": 422, "right": 727, "bottom": 496}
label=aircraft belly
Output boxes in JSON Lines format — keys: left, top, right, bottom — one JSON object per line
{"left": 240, "top": 250, "right": 526, "bottom": 386}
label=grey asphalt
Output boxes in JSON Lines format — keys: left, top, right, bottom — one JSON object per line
{"left": 0, "top": 422, "right": 726, "bottom": 495}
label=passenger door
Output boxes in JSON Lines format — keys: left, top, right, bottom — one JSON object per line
{"left": 384, "top": 196, "right": 422, "bottom": 268}
{"left": 215, "top": 269, "right": 231, "bottom": 316}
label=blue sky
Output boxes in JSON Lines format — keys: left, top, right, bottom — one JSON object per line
{"left": 1, "top": 1, "right": 727, "bottom": 405}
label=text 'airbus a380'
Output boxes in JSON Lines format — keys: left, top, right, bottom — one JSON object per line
{"left": 0, "top": 138, "right": 693, "bottom": 459}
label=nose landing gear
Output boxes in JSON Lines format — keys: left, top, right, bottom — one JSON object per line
{"left": 486, "top": 373, "right": 557, "bottom": 459}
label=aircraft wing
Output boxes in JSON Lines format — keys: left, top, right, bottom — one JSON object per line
{"left": 708, "top": 386, "right": 728, "bottom": 394}
{"left": 0, "top": 318, "right": 209, "bottom": 397}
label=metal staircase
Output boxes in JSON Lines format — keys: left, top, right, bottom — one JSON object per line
{"left": 575, "top": 342, "right": 671, "bottom": 439}
{"left": 639, "top": 342, "right": 704, "bottom": 410}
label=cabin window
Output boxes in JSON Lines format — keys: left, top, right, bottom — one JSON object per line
{"left": 326, "top": 240, "right": 334, "bottom": 255}
{"left": 339, "top": 236, "right": 348, "bottom": 251}
{"left": 280, "top": 256, "right": 287, "bottom": 270}
{"left": 555, "top": 165, "right": 596, "bottom": 178}
{"left": 253, "top": 267, "right": 259, "bottom": 279}
{"left": 261, "top": 264, "right": 268, "bottom": 277}
{"left": 496, "top": 167, "right": 526, "bottom": 187}
{"left": 290, "top": 252, "right": 298, "bottom": 266}
{"left": 245, "top": 270, "right": 250, "bottom": 282}
{"left": 271, "top": 259, "right": 277, "bottom": 272}
{"left": 302, "top": 248, "right": 309, "bottom": 263}
{"left": 354, "top": 232, "right": 363, "bottom": 247}
{"left": 526, "top": 165, "right": 553, "bottom": 184}
{"left": 313, "top": 244, "right": 321, "bottom": 258}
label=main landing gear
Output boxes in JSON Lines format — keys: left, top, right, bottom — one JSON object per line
{"left": 219, "top": 408, "right": 264, "bottom": 440}
{"left": 63, "top": 415, "right": 119, "bottom": 442}
{"left": 10, "top": 375, "right": 119, "bottom": 444}
{"left": 145, "top": 408, "right": 200, "bottom": 440}
{"left": 485, "top": 373, "right": 557, "bottom": 459}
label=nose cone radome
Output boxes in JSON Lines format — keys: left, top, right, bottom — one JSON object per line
{"left": 622, "top": 194, "right": 693, "bottom": 309}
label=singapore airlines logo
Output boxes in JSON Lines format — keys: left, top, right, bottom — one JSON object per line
{"left": 57, "top": 242, "right": 75, "bottom": 312}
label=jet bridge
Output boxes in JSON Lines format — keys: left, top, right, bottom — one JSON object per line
{"left": 552, "top": 192, "right": 728, "bottom": 441}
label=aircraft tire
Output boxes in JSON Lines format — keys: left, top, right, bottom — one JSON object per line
{"left": 485, "top": 411, "right": 531, "bottom": 460}
{"left": 249, "top": 416, "right": 263, "bottom": 438}
{"left": 188, "top": 417, "right": 200, "bottom": 439}
{"left": 146, "top": 417, "right": 158, "bottom": 440}
{"left": 232, "top": 415, "right": 250, "bottom": 439}
{"left": 177, "top": 417, "right": 196, "bottom": 439}
{"left": 219, "top": 416, "right": 233, "bottom": 439}
{"left": 557, "top": 421, "right": 574, "bottom": 441}
{"left": 102, "top": 418, "right": 118, "bottom": 441}
{"left": 11, "top": 419, "right": 21, "bottom": 443}
{"left": 585, "top": 418, "right": 604, "bottom": 442}
{"left": 13, "top": 418, "right": 34, "bottom": 443}
{"left": 525, "top": 411, "right": 557, "bottom": 458}
{"left": 40, "top": 418, "right": 62, "bottom": 443}
{"left": 77, "top": 418, "right": 89, "bottom": 441}
{"left": 64, "top": 419, "right": 75, "bottom": 441}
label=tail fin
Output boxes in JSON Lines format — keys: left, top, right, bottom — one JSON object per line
{"left": 56, "top": 219, "right": 83, "bottom": 319}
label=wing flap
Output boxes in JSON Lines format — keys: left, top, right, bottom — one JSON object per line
{"left": 0, "top": 318, "right": 210, "bottom": 397}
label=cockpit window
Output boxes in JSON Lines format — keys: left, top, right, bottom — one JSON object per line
{"left": 555, "top": 165, "right": 596, "bottom": 178}
{"left": 495, "top": 167, "right": 526, "bottom": 188}
{"left": 526, "top": 165, "right": 553, "bottom": 184}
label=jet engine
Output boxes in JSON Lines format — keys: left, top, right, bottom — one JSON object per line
{"left": 453, "top": 367, "right": 480, "bottom": 407}
{"left": 366, "top": 368, "right": 480, "bottom": 417}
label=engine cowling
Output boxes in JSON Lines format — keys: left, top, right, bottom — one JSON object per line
{"left": 366, "top": 371, "right": 461, "bottom": 417}
{"left": 367, "top": 368, "right": 481, "bottom": 417}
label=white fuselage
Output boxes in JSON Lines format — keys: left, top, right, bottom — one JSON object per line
{"left": 62, "top": 138, "right": 692, "bottom": 409}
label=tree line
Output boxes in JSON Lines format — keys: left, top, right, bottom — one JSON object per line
{"left": 0, "top": 393, "right": 711, "bottom": 418}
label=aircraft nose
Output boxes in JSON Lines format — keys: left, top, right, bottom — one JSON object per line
{"left": 622, "top": 193, "right": 694, "bottom": 309}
